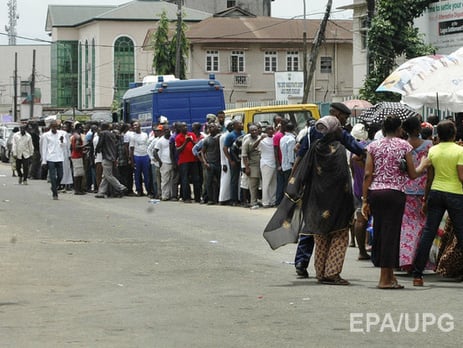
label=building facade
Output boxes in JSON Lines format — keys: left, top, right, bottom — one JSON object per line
{"left": 184, "top": 16, "right": 353, "bottom": 105}
{"left": 45, "top": 0, "right": 210, "bottom": 110}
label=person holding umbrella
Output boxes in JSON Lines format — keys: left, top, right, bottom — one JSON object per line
{"left": 361, "top": 115, "right": 430, "bottom": 289}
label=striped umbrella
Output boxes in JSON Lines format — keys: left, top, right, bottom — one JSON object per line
{"left": 357, "top": 102, "right": 421, "bottom": 126}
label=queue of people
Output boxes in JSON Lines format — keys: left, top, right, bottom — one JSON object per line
{"left": 10, "top": 105, "right": 463, "bottom": 289}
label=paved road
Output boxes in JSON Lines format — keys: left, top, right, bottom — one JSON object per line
{"left": 0, "top": 162, "right": 461, "bottom": 347}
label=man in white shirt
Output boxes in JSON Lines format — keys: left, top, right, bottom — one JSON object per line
{"left": 129, "top": 121, "right": 151, "bottom": 196}
{"left": 256, "top": 125, "right": 277, "bottom": 207}
{"left": 154, "top": 126, "right": 174, "bottom": 200}
{"left": 41, "top": 120, "right": 67, "bottom": 200}
{"left": 280, "top": 122, "right": 296, "bottom": 190}
{"left": 12, "top": 125, "right": 34, "bottom": 185}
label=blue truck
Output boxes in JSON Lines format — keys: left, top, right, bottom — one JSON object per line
{"left": 122, "top": 75, "right": 225, "bottom": 130}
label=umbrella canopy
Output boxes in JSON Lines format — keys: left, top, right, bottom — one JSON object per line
{"left": 342, "top": 99, "right": 373, "bottom": 117}
{"left": 376, "top": 48, "right": 463, "bottom": 112}
{"left": 357, "top": 102, "right": 421, "bottom": 126}
{"left": 343, "top": 99, "right": 373, "bottom": 110}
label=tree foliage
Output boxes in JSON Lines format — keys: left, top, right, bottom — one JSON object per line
{"left": 360, "top": 0, "right": 436, "bottom": 103}
{"left": 151, "top": 10, "right": 189, "bottom": 79}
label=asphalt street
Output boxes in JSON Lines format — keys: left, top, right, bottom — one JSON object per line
{"left": 0, "top": 162, "right": 462, "bottom": 347}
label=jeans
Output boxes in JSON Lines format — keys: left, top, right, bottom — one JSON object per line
{"left": 47, "top": 161, "right": 63, "bottom": 197}
{"left": 134, "top": 155, "right": 151, "bottom": 194}
{"left": 413, "top": 190, "right": 463, "bottom": 277}
{"left": 294, "top": 234, "right": 314, "bottom": 270}
{"left": 179, "top": 161, "right": 201, "bottom": 201}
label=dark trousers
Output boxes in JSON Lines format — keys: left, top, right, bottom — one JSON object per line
{"left": 294, "top": 234, "right": 315, "bottom": 269}
{"left": 16, "top": 156, "right": 30, "bottom": 181}
{"left": 29, "top": 151, "right": 42, "bottom": 179}
{"left": 179, "top": 161, "right": 201, "bottom": 202}
{"left": 229, "top": 162, "right": 241, "bottom": 204}
{"left": 276, "top": 169, "right": 285, "bottom": 205}
{"left": 413, "top": 190, "right": 463, "bottom": 277}
{"left": 205, "top": 162, "right": 220, "bottom": 203}
{"left": 47, "top": 161, "right": 63, "bottom": 197}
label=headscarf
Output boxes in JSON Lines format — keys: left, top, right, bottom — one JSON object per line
{"left": 315, "top": 116, "right": 341, "bottom": 135}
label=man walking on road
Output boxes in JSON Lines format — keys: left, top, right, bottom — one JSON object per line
{"left": 95, "top": 123, "right": 127, "bottom": 198}
{"left": 41, "top": 120, "right": 66, "bottom": 200}
{"left": 12, "top": 125, "right": 34, "bottom": 185}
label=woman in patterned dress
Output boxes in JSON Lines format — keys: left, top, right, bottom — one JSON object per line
{"left": 399, "top": 117, "right": 433, "bottom": 271}
{"left": 362, "top": 115, "right": 430, "bottom": 289}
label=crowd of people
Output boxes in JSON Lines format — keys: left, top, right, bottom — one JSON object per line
{"left": 7, "top": 103, "right": 463, "bottom": 288}
{"left": 264, "top": 105, "right": 463, "bottom": 288}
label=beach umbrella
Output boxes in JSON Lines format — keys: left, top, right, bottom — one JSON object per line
{"left": 376, "top": 48, "right": 463, "bottom": 112}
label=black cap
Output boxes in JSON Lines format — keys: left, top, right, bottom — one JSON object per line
{"left": 331, "top": 102, "right": 351, "bottom": 115}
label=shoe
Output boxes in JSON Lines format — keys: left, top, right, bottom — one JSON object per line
{"left": 74, "top": 191, "right": 85, "bottom": 195}
{"left": 413, "top": 277, "right": 424, "bottom": 287}
{"left": 95, "top": 194, "right": 105, "bottom": 198}
{"left": 52, "top": 195, "right": 58, "bottom": 200}
{"left": 23, "top": 180, "right": 28, "bottom": 185}
{"left": 184, "top": 199, "right": 192, "bottom": 203}
{"left": 321, "top": 275, "right": 350, "bottom": 286}
{"left": 358, "top": 254, "right": 370, "bottom": 261}
{"left": 18, "top": 177, "right": 23, "bottom": 184}
{"left": 207, "top": 201, "right": 216, "bottom": 205}
{"left": 295, "top": 263, "right": 309, "bottom": 278}
{"left": 250, "top": 204, "right": 259, "bottom": 210}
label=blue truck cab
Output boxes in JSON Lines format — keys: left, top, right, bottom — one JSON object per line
{"left": 122, "top": 75, "right": 225, "bottom": 131}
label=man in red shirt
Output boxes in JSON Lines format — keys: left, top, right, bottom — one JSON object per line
{"left": 175, "top": 122, "right": 201, "bottom": 203}
{"left": 70, "top": 123, "right": 86, "bottom": 195}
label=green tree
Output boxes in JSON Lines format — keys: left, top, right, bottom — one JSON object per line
{"left": 169, "top": 19, "right": 189, "bottom": 79}
{"left": 151, "top": 10, "right": 189, "bottom": 78}
{"left": 360, "top": 0, "right": 435, "bottom": 103}
{"left": 152, "top": 10, "right": 173, "bottom": 75}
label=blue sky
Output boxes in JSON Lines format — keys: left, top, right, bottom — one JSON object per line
{"left": 0, "top": 0, "right": 353, "bottom": 45}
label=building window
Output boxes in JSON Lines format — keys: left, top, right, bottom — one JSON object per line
{"left": 206, "top": 50, "right": 219, "bottom": 72}
{"left": 230, "top": 50, "right": 245, "bottom": 73}
{"left": 320, "top": 56, "right": 332, "bottom": 73}
{"left": 227, "top": 1, "right": 236, "bottom": 7}
{"left": 360, "top": 15, "right": 369, "bottom": 50}
{"left": 264, "top": 51, "right": 277, "bottom": 72}
{"left": 51, "top": 40, "right": 79, "bottom": 107}
{"left": 287, "top": 51, "right": 299, "bottom": 71}
{"left": 114, "top": 36, "right": 135, "bottom": 101}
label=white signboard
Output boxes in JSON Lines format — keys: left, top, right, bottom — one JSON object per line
{"left": 274, "top": 72, "right": 304, "bottom": 101}
{"left": 427, "top": 0, "right": 463, "bottom": 53}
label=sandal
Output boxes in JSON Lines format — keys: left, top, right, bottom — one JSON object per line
{"left": 321, "top": 276, "right": 350, "bottom": 285}
{"left": 358, "top": 255, "right": 370, "bottom": 260}
{"left": 377, "top": 281, "right": 404, "bottom": 290}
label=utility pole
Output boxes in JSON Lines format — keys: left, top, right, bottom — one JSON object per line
{"left": 303, "top": 0, "right": 332, "bottom": 103}
{"left": 302, "top": 0, "right": 307, "bottom": 102}
{"left": 13, "top": 52, "right": 18, "bottom": 122}
{"left": 30, "top": 49, "right": 36, "bottom": 119}
{"left": 175, "top": 0, "right": 182, "bottom": 78}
